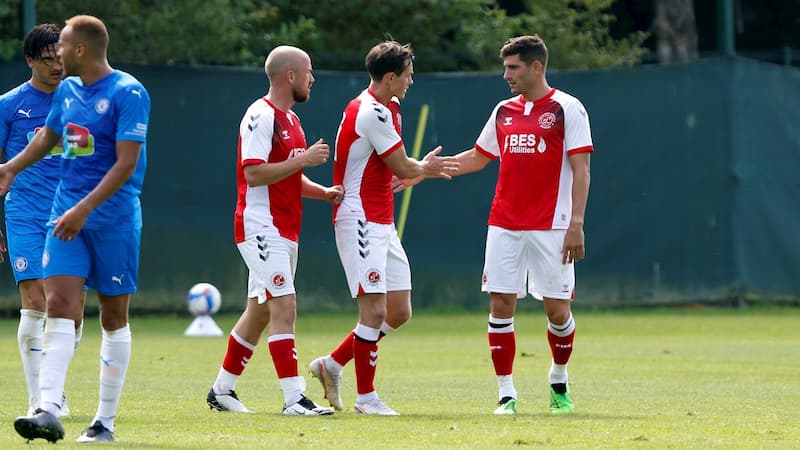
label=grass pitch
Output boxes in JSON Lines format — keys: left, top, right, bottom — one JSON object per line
{"left": 0, "top": 308, "right": 798, "bottom": 449}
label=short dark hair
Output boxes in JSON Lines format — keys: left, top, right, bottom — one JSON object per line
{"left": 500, "top": 35, "right": 548, "bottom": 68}
{"left": 23, "top": 23, "right": 61, "bottom": 59}
{"left": 365, "top": 41, "right": 414, "bottom": 81}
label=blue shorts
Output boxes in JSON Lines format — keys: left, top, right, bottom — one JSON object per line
{"left": 43, "top": 225, "right": 141, "bottom": 296}
{"left": 5, "top": 216, "right": 48, "bottom": 284}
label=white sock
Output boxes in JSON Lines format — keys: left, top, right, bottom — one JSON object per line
{"left": 18, "top": 309, "right": 46, "bottom": 411}
{"left": 379, "top": 322, "right": 396, "bottom": 336}
{"left": 279, "top": 376, "right": 305, "bottom": 406}
{"left": 549, "top": 363, "right": 569, "bottom": 385}
{"left": 93, "top": 325, "right": 132, "bottom": 432}
{"left": 214, "top": 367, "right": 240, "bottom": 394}
{"left": 356, "top": 391, "right": 378, "bottom": 404}
{"left": 39, "top": 318, "right": 76, "bottom": 416}
{"left": 497, "top": 374, "right": 517, "bottom": 400}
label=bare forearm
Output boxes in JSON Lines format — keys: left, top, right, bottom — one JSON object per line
{"left": 570, "top": 169, "right": 590, "bottom": 226}
{"left": 76, "top": 161, "right": 137, "bottom": 213}
{"left": 7, "top": 127, "right": 59, "bottom": 174}
{"left": 301, "top": 175, "right": 327, "bottom": 200}
{"left": 245, "top": 157, "right": 305, "bottom": 186}
{"left": 452, "top": 148, "right": 491, "bottom": 177}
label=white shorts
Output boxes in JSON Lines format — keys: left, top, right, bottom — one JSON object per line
{"left": 482, "top": 226, "right": 575, "bottom": 300}
{"left": 335, "top": 219, "right": 411, "bottom": 298}
{"left": 237, "top": 231, "right": 298, "bottom": 304}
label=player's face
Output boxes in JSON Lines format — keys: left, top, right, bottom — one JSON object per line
{"left": 28, "top": 45, "right": 63, "bottom": 89}
{"left": 502, "top": 54, "right": 538, "bottom": 96}
{"left": 57, "top": 26, "right": 80, "bottom": 76}
{"left": 291, "top": 58, "right": 315, "bottom": 103}
{"left": 390, "top": 63, "right": 414, "bottom": 100}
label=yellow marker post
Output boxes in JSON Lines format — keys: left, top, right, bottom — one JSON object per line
{"left": 397, "top": 104, "right": 429, "bottom": 241}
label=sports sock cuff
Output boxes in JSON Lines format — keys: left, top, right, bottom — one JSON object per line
{"left": 230, "top": 331, "right": 257, "bottom": 350}
{"left": 548, "top": 314, "right": 575, "bottom": 337}
{"left": 488, "top": 315, "right": 514, "bottom": 333}
{"left": 20, "top": 309, "right": 47, "bottom": 319}
{"left": 267, "top": 333, "right": 295, "bottom": 343}
{"left": 354, "top": 323, "right": 380, "bottom": 342}
{"left": 102, "top": 324, "right": 131, "bottom": 341}
{"left": 44, "top": 317, "right": 76, "bottom": 334}
{"left": 379, "top": 322, "right": 396, "bottom": 336}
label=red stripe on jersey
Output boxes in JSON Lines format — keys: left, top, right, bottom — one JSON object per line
{"left": 475, "top": 144, "right": 497, "bottom": 160}
{"left": 380, "top": 141, "right": 403, "bottom": 158}
{"left": 567, "top": 145, "right": 593, "bottom": 156}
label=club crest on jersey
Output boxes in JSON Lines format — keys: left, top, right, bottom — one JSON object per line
{"left": 14, "top": 257, "right": 28, "bottom": 272}
{"left": 366, "top": 269, "right": 382, "bottom": 286}
{"left": 538, "top": 112, "right": 556, "bottom": 129}
{"left": 271, "top": 272, "right": 286, "bottom": 288}
{"left": 95, "top": 98, "right": 110, "bottom": 114}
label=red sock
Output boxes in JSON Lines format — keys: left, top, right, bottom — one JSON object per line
{"left": 547, "top": 329, "right": 575, "bottom": 365}
{"left": 330, "top": 331, "right": 355, "bottom": 366}
{"left": 331, "top": 330, "right": 387, "bottom": 366}
{"left": 488, "top": 331, "right": 516, "bottom": 376}
{"left": 221, "top": 334, "right": 254, "bottom": 375}
{"left": 353, "top": 336, "right": 378, "bottom": 395}
{"left": 268, "top": 337, "right": 298, "bottom": 378}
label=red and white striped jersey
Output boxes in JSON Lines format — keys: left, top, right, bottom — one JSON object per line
{"left": 234, "top": 97, "right": 307, "bottom": 243}
{"left": 333, "top": 89, "right": 403, "bottom": 224}
{"left": 475, "top": 88, "right": 593, "bottom": 230}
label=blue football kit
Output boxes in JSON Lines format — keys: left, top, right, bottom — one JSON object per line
{"left": 0, "top": 81, "right": 61, "bottom": 283}
{"left": 43, "top": 70, "right": 150, "bottom": 295}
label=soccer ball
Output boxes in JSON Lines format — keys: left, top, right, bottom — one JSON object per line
{"left": 187, "top": 283, "right": 221, "bottom": 316}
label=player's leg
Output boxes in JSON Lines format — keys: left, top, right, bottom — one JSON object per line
{"left": 13, "top": 226, "right": 90, "bottom": 443}
{"left": 268, "top": 293, "right": 333, "bottom": 416}
{"left": 7, "top": 217, "right": 48, "bottom": 415}
{"left": 17, "top": 279, "right": 46, "bottom": 415}
{"left": 352, "top": 292, "right": 398, "bottom": 415}
{"left": 527, "top": 229, "right": 576, "bottom": 414}
{"left": 543, "top": 297, "right": 575, "bottom": 414}
{"left": 482, "top": 226, "right": 526, "bottom": 415}
{"left": 488, "top": 293, "right": 519, "bottom": 415}
{"left": 76, "top": 227, "right": 141, "bottom": 442}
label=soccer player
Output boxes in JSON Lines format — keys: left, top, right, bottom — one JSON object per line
{"left": 308, "top": 40, "right": 459, "bottom": 415}
{"left": 396, "top": 35, "right": 592, "bottom": 415}
{"left": 205, "top": 45, "right": 340, "bottom": 416}
{"left": 1, "top": 15, "right": 151, "bottom": 443}
{"left": 0, "top": 23, "right": 86, "bottom": 419}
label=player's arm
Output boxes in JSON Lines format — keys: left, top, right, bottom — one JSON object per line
{"left": 0, "top": 126, "right": 60, "bottom": 196}
{"left": 391, "top": 147, "right": 490, "bottom": 192}
{"left": 562, "top": 151, "right": 590, "bottom": 264}
{"left": 301, "top": 175, "right": 343, "bottom": 203}
{"left": 383, "top": 145, "right": 459, "bottom": 180}
{"left": 244, "top": 138, "right": 330, "bottom": 187}
{"left": 51, "top": 140, "right": 142, "bottom": 240}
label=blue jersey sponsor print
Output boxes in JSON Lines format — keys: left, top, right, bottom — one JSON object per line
{"left": 0, "top": 81, "right": 62, "bottom": 219}
{"left": 46, "top": 70, "right": 150, "bottom": 230}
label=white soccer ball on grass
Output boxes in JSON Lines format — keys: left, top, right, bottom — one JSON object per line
{"left": 186, "top": 282, "right": 221, "bottom": 316}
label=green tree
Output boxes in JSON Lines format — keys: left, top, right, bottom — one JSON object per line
{"left": 2, "top": 0, "right": 646, "bottom": 70}
{"left": 0, "top": 1, "right": 22, "bottom": 61}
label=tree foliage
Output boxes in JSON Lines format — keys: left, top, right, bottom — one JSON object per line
{"left": 1, "top": 0, "right": 647, "bottom": 71}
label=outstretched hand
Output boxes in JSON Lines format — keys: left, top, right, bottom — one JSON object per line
{"left": 421, "top": 146, "right": 460, "bottom": 180}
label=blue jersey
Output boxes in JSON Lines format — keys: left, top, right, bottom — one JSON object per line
{"left": 0, "top": 81, "right": 62, "bottom": 220}
{"left": 45, "top": 70, "right": 150, "bottom": 230}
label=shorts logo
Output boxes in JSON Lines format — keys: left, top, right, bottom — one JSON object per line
{"left": 366, "top": 269, "right": 381, "bottom": 285}
{"left": 14, "top": 257, "right": 28, "bottom": 272}
{"left": 538, "top": 112, "right": 556, "bottom": 129}
{"left": 95, "top": 98, "right": 110, "bottom": 114}
{"left": 42, "top": 252, "right": 50, "bottom": 269}
{"left": 482, "top": 272, "right": 488, "bottom": 284}
{"left": 271, "top": 272, "right": 286, "bottom": 288}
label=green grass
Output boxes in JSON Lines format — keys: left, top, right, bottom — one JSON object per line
{"left": 0, "top": 308, "right": 798, "bottom": 449}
